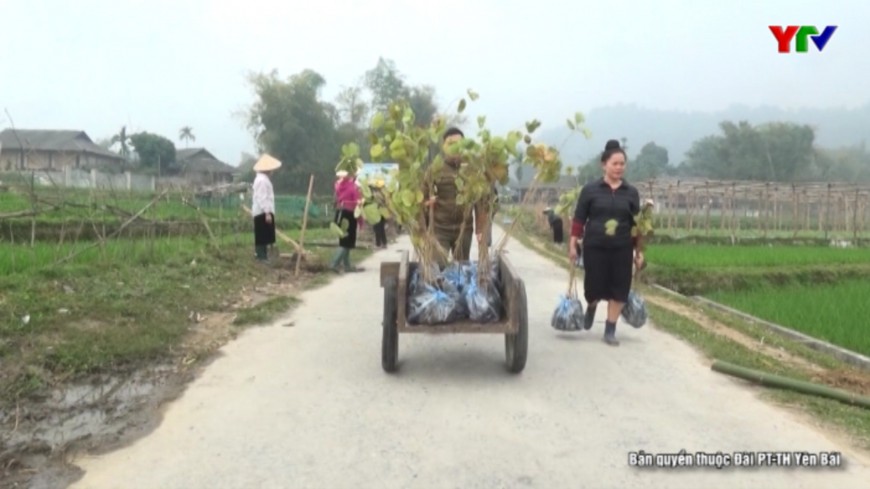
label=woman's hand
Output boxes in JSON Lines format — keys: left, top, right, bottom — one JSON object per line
{"left": 265, "top": 213, "right": 273, "bottom": 224}
{"left": 568, "top": 239, "right": 578, "bottom": 262}
{"left": 634, "top": 250, "right": 645, "bottom": 270}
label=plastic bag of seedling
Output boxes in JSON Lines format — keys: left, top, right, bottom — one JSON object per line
{"left": 442, "top": 262, "right": 469, "bottom": 293}
{"left": 621, "top": 290, "right": 648, "bottom": 328}
{"left": 465, "top": 280, "right": 503, "bottom": 323}
{"left": 551, "top": 270, "right": 584, "bottom": 331}
{"left": 440, "top": 278, "right": 469, "bottom": 321}
{"left": 407, "top": 280, "right": 468, "bottom": 325}
{"left": 408, "top": 285, "right": 457, "bottom": 325}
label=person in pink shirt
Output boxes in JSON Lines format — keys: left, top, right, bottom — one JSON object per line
{"left": 330, "top": 170, "right": 364, "bottom": 272}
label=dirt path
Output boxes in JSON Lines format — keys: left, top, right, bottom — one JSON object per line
{"left": 68, "top": 229, "right": 870, "bottom": 489}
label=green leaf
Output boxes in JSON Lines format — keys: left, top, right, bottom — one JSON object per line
{"left": 363, "top": 203, "right": 382, "bottom": 223}
{"left": 525, "top": 119, "right": 541, "bottom": 134}
{"left": 566, "top": 119, "right": 576, "bottom": 130}
{"left": 401, "top": 189, "right": 417, "bottom": 207}
{"left": 372, "top": 112, "right": 385, "bottom": 130}
{"left": 353, "top": 206, "right": 362, "bottom": 218}
{"left": 380, "top": 207, "right": 391, "bottom": 219}
{"left": 523, "top": 135, "right": 532, "bottom": 145}
{"left": 330, "top": 222, "right": 347, "bottom": 238}
{"left": 360, "top": 184, "right": 372, "bottom": 199}
{"left": 574, "top": 112, "right": 585, "bottom": 124}
{"left": 467, "top": 89, "right": 479, "bottom": 101}
{"left": 403, "top": 107, "right": 415, "bottom": 126}
{"left": 491, "top": 137, "right": 505, "bottom": 152}
{"left": 431, "top": 155, "right": 444, "bottom": 173}
{"left": 582, "top": 128, "right": 593, "bottom": 139}
{"left": 458, "top": 98, "right": 467, "bottom": 113}
{"left": 477, "top": 115, "right": 486, "bottom": 128}
{"left": 370, "top": 143, "right": 385, "bottom": 160}
{"left": 341, "top": 142, "right": 359, "bottom": 158}
{"left": 506, "top": 132, "right": 521, "bottom": 152}
{"left": 415, "top": 190, "right": 424, "bottom": 203}
{"left": 389, "top": 138, "right": 404, "bottom": 152}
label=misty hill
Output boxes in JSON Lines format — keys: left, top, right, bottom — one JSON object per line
{"left": 539, "top": 102, "right": 870, "bottom": 166}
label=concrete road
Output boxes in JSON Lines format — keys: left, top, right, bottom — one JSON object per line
{"left": 70, "top": 229, "right": 870, "bottom": 489}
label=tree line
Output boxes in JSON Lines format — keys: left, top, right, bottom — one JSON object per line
{"left": 98, "top": 125, "right": 198, "bottom": 176}
{"left": 569, "top": 120, "right": 870, "bottom": 185}
{"left": 96, "top": 57, "right": 870, "bottom": 191}
{"left": 238, "top": 57, "right": 464, "bottom": 195}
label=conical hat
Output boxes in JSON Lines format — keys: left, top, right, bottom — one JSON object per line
{"left": 253, "top": 154, "right": 282, "bottom": 172}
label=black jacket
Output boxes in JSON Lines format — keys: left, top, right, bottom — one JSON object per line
{"left": 573, "top": 177, "right": 640, "bottom": 249}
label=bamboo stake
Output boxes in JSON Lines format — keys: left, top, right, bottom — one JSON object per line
{"left": 712, "top": 360, "right": 870, "bottom": 410}
{"left": 704, "top": 181, "right": 711, "bottom": 236}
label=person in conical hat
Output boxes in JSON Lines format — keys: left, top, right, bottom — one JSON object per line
{"left": 251, "top": 154, "right": 282, "bottom": 262}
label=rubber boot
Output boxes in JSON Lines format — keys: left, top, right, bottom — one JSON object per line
{"left": 604, "top": 320, "right": 620, "bottom": 346}
{"left": 255, "top": 245, "right": 268, "bottom": 261}
{"left": 330, "top": 247, "right": 346, "bottom": 273}
{"left": 584, "top": 303, "right": 597, "bottom": 330}
{"left": 343, "top": 248, "right": 352, "bottom": 271}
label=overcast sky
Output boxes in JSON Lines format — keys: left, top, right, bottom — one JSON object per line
{"left": 1, "top": 0, "right": 866, "bottom": 165}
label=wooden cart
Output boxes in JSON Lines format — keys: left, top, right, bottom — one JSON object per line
{"left": 378, "top": 250, "right": 529, "bottom": 374}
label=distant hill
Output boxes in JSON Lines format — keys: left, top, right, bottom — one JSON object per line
{"left": 538, "top": 102, "right": 870, "bottom": 167}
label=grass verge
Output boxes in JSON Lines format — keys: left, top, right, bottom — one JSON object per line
{"left": 232, "top": 296, "right": 301, "bottom": 326}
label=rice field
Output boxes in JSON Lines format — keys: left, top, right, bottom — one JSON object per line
{"left": 645, "top": 244, "right": 870, "bottom": 268}
{"left": 644, "top": 243, "right": 870, "bottom": 356}
{"left": 709, "top": 278, "right": 870, "bottom": 357}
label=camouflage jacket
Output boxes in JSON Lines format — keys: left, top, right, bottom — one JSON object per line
{"left": 423, "top": 162, "right": 489, "bottom": 235}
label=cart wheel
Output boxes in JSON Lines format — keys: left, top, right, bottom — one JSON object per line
{"left": 382, "top": 277, "right": 399, "bottom": 373}
{"left": 505, "top": 280, "right": 528, "bottom": 373}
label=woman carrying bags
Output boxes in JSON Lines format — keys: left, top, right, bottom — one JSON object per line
{"left": 568, "top": 139, "right": 645, "bottom": 346}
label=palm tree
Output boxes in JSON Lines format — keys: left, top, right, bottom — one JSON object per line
{"left": 110, "top": 126, "right": 131, "bottom": 162}
{"left": 179, "top": 126, "right": 195, "bottom": 148}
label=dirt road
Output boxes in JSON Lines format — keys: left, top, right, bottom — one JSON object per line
{"left": 69, "top": 230, "right": 870, "bottom": 488}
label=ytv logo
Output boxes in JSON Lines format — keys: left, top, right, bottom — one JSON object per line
{"left": 769, "top": 25, "right": 837, "bottom": 53}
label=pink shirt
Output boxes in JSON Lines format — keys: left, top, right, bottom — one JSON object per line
{"left": 335, "top": 179, "right": 360, "bottom": 211}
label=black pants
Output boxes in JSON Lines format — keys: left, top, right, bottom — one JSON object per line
{"left": 335, "top": 209, "right": 357, "bottom": 248}
{"left": 582, "top": 245, "right": 634, "bottom": 303}
{"left": 551, "top": 220, "right": 563, "bottom": 243}
{"left": 374, "top": 220, "right": 387, "bottom": 247}
{"left": 253, "top": 213, "right": 275, "bottom": 260}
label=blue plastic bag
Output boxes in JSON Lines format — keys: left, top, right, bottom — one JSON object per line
{"left": 621, "top": 290, "right": 648, "bottom": 328}
{"left": 465, "top": 280, "right": 503, "bottom": 323}
{"left": 551, "top": 270, "right": 584, "bottom": 331}
{"left": 408, "top": 284, "right": 466, "bottom": 325}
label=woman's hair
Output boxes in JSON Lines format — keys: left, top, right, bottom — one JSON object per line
{"left": 600, "top": 139, "right": 626, "bottom": 163}
{"left": 444, "top": 127, "right": 464, "bottom": 140}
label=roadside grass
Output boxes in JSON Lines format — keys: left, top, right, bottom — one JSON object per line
{"left": 233, "top": 296, "right": 301, "bottom": 326}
